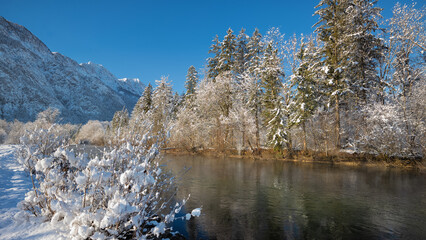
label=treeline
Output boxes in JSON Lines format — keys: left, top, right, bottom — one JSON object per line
{"left": 1, "top": 1, "right": 423, "bottom": 159}
{"left": 120, "top": 1, "right": 425, "bottom": 158}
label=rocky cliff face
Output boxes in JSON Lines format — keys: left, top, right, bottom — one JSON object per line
{"left": 0, "top": 16, "right": 144, "bottom": 123}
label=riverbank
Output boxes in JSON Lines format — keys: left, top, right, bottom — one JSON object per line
{"left": 162, "top": 148, "right": 425, "bottom": 172}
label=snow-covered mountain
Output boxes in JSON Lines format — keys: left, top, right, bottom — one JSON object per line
{"left": 0, "top": 16, "right": 144, "bottom": 123}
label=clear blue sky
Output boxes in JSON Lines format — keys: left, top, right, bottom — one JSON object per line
{"left": 1, "top": 0, "right": 422, "bottom": 93}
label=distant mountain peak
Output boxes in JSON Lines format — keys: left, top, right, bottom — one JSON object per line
{"left": 0, "top": 16, "right": 144, "bottom": 123}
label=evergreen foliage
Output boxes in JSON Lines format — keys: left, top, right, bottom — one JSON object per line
{"left": 111, "top": 108, "right": 129, "bottom": 132}
{"left": 132, "top": 83, "right": 153, "bottom": 120}
{"left": 345, "top": 0, "right": 385, "bottom": 103}
{"left": 246, "top": 29, "right": 264, "bottom": 78}
{"left": 217, "top": 28, "right": 237, "bottom": 75}
{"left": 151, "top": 77, "right": 174, "bottom": 142}
{"left": 261, "top": 43, "right": 287, "bottom": 150}
{"left": 314, "top": 0, "right": 353, "bottom": 149}
{"left": 234, "top": 28, "right": 249, "bottom": 75}
{"left": 207, "top": 35, "right": 222, "bottom": 80}
{"left": 185, "top": 65, "right": 199, "bottom": 102}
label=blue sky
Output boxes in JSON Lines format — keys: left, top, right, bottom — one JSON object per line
{"left": 1, "top": 0, "right": 422, "bottom": 93}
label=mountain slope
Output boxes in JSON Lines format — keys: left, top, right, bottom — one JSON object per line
{"left": 0, "top": 16, "right": 143, "bottom": 123}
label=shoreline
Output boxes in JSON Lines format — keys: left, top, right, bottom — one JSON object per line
{"left": 162, "top": 148, "right": 425, "bottom": 173}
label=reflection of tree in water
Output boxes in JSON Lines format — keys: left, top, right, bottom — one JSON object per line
{"left": 299, "top": 194, "right": 372, "bottom": 239}
{"left": 164, "top": 154, "right": 426, "bottom": 239}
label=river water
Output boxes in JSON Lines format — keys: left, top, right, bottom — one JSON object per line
{"left": 163, "top": 154, "right": 426, "bottom": 240}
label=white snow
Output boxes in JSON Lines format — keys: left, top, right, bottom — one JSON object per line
{"left": 152, "top": 222, "right": 166, "bottom": 237}
{"left": 0, "top": 141, "right": 201, "bottom": 239}
{"left": 0, "top": 145, "right": 68, "bottom": 239}
{"left": 0, "top": 16, "right": 145, "bottom": 123}
{"left": 191, "top": 208, "right": 201, "bottom": 217}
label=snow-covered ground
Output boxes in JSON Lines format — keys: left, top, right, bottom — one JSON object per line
{"left": 0, "top": 145, "right": 67, "bottom": 239}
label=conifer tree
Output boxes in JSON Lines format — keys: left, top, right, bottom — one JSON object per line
{"left": 291, "top": 36, "right": 320, "bottom": 151}
{"left": 345, "top": 0, "right": 385, "bottom": 103}
{"left": 218, "top": 28, "right": 237, "bottom": 74}
{"left": 185, "top": 66, "right": 199, "bottom": 102}
{"left": 152, "top": 77, "right": 173, "bottom": 141}
{"left": 207, "top": 35, "right": 222, "bottom": 80}
{"left": 142, "top": 83, "right": 153, "bottom": 113}
{"left": 111, "top": 108, "right": 129, "bottom": 132}
{"left": 234, "top": 28, "right": 249, "bottom": 75}
{"left": 246, "top": 28, "right": 264, "bottom": 77}
{"left": 172, "top": 91, "right": 183, "bottom": 114}
{"left": 245, "top": 29, "right": 265, "bottom": 151}
{"left": 261, "top": 43, "right": 286, "bottom": 151}
{"left": 314, "top": 0, "right": 351, "bottom": 149}
{"left": 132, "top": 83, "right": 153, "bottom": 120}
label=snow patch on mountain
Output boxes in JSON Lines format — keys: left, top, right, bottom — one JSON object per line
{"left": 0, "top": 16, "right": 144, "bottom": 123}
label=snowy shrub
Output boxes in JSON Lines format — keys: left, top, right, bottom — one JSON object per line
{"left": 17, "top": 126, "right": 200, "bottom": 239}
{"left": 360, "top": 103, "right": 407, "bottom": 157}
{"left": 5, "top": 120, "right": 25, "bottom": 144}
{"left": 4, "top": 108, "right": 77, "bottom": 145}
{"left": 75, "top": 120, "right": 108, "bottom": 146}
{"left": 35, "top": 107, "right": 61, "bottom": 127}
{"left": 170, "top": 106, "right": 203, "bottom": 151}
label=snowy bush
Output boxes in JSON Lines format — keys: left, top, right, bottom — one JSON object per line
{"left": 360, "top": 103, "right": 407, "bottom": 157}
{"left": 75, "top": 120, "right": 108, "bottom": 146}
{"left": 3, "top": 108, "right": 78, "bottom": 144}
{"left": 17, "top": 126, "right": 200, "bottom": 239}
{"left": 5, "top": 120, "right": 26, "bottom": 144}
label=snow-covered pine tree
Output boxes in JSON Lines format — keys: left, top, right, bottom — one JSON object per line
{"left": 314, "top": 0, "right": 352, "bottom": 149}
{"left": 171, "top": 91, "right": 183, "bottom": 117}
{"left": 291, "top": 36, "right": 320, "bottom": 152}
{"left": 217, "top": 28, "right": 237, "bottom": 75}
{"left": 111, "top": 108, "right": 129, "bottom": 132}
{"left": 142, "top": 83, "right": 153, "bottom": 113}
{"left": 207, "top": 35, "right": 222, "bottom": 80}
{"left": 345, "top": 0, "right": 385, "bottom": 104}
{"left": 185, "top": 65, "right": 199, "bottom": 103}
{"left": 244, "top": 29, "right": 265, "bottom": 151}
{"left": 261, "top": 43, "right": 287, "bottom": 151}
{"left": 246, "top": 28, "right": 264, "bottom": 78}
{"left": 151, "top": 77, "right": 173, "bottom": 143}
{"left": 131, "top": 83, "right": 153, "bottom": 120}
{"left": 265, "top": 29, "right": 300, "bottom": 151}
{"left": 264, "top": 27, "right": 287, "bottom": 68}
{"left": 234, "top": 28, "right": 249, "bottom": 75}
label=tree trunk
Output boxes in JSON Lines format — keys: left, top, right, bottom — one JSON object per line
{"left": 335, "top": 95, "right": 341, "bottom": 149}
{"left": 302, "top": 121, "right": 307, "bottom": 152}
{"left": 255, "top": 107, "right": 260, "bottom": 154}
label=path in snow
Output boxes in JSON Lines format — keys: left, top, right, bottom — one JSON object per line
{"left": 0, "top": 145, "right": 67, "bottom": 240}
{"left": 0, "top": 145, "right": 30, "bottom": 209}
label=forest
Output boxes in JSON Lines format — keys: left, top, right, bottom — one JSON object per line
{"left": 126, "top": 1, "right": 425, "bottom": 160}
{"left": 1, "top": 1, "right": 425, "bottom": 161}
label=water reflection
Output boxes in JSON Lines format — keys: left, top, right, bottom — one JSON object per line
{"left": 164, "top": 155, "right": 426, "bottom": 240}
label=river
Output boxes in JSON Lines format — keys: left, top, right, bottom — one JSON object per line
{"left": 163, "top": 154, "right": 426, "bottom": 239}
